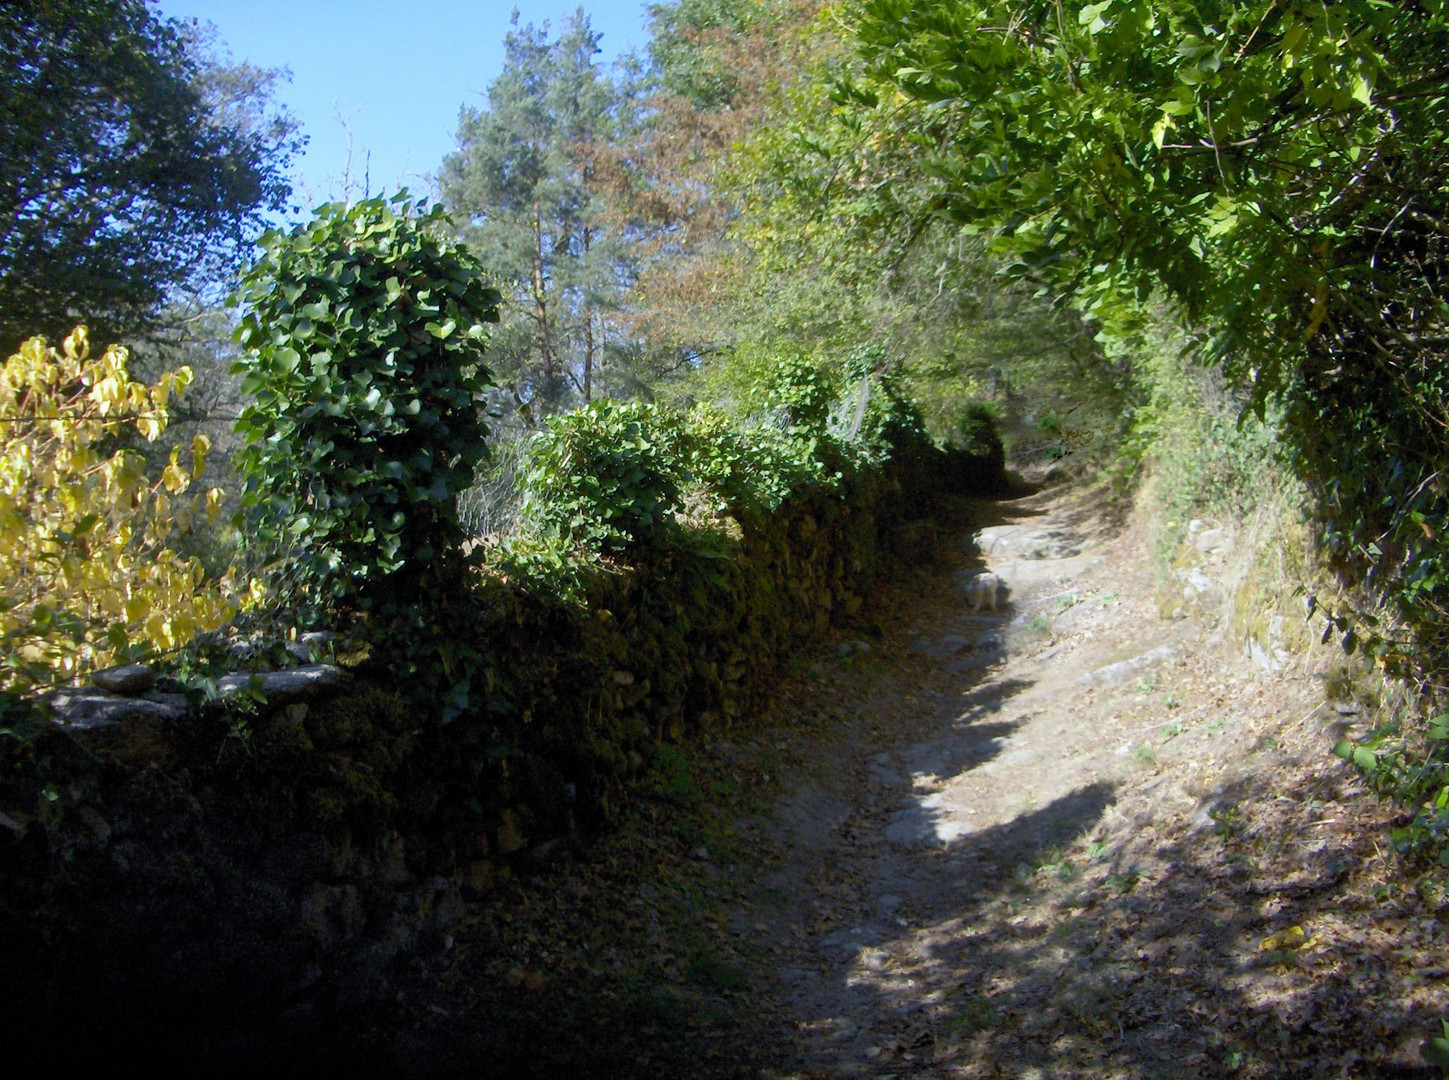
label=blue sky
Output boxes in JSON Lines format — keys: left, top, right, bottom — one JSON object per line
{"left": 154, "top": 2, "right": 652, "bottom": 214}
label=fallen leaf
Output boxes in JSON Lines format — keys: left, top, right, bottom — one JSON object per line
{"left": 1259, "top": 926, "right": 1311, "bottom": 951}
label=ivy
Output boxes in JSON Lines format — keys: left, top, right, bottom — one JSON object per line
{"left": 521, "top": 400, "right": 689, "bottom": 554}
{"left": 515, "top": 349, "right": 960, "bottom": 563}
{"left": 231, "top": 193, "right": 501, "bottom": 613}
{"left": 231, "top": 194, "right": 503, "bottom": 724}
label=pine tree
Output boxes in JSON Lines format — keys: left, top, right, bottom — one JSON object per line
{"left": 441, "top": 9, "right": 635, "bottom": 411}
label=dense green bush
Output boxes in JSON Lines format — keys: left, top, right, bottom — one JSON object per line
{"left": 765, "top": 353, "right": 837, "bottom": 435}
{"left": 839, "top": 345, "right": 930, "bottom": 461}
{"left": 679, "top": 404, "right": 818, "bottom": 517}
{"left": 517, "top": 397, "right": 832, "bottom": 558}
{"left": 521, "top": 400, "right": 690, "bottom": 553}
{"left": 231, "top": 193, "right": 501, "bottom": 611}
{"left": 1120, "top": 322, "right": 1291, "bottom": 555}
{"left": 511, "top": 350, "right": 952, "bottom": 567}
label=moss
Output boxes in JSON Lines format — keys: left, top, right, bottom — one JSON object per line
{"left": 307, "top": 687, "right": 406, "bottom": 746}
{"left": 1229, "top": 514, "right": 1318, "bottom": 659}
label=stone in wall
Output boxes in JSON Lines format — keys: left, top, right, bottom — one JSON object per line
{"left": 47, "top": 688, "right": 188, "bottom": 729}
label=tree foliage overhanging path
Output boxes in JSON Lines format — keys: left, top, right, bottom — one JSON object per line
{"left": 817, "top": 0, "right": 1449, "bottom": 676}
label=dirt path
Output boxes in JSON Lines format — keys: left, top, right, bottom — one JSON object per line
{"left": 376, "top": 483, "right": 1449, "bottom": 1078}
{"left": 734, "top": 483, "right": 1449, "bottom": 1079}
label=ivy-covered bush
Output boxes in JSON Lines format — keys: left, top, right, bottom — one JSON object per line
{"left": 231, "top": 194, "right": 502, "bottom": 612}
{"left": 765, "top": 353, "right": 838, "bottom": 436}
{"left": 521, "top": 400, "right": 689, "bottom": 553}
{"left": 0, "top": 328, "right": 235, "bottom": 690}
{"left": 517, "top": 348, "right": 961, "bottom": 564}
{"left": 679, "top": 405, "right": 818, "bottom": 517}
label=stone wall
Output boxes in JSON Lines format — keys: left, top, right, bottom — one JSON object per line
{"left": 0, "top": 446, "right": 1000, "bottom": 1064}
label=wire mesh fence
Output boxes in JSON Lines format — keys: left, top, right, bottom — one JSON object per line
{"left": 457, "top": 429, "right": 529, "bottom": 542}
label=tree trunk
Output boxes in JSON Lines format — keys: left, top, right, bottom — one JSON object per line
{"left": 583, "top": 310, "right": 594, "bottom": 402}
{"left": 533, "top": 202, "right": 553, "bottom": 383}
{"left": 582, "top": 219, "right": 594, "bottom": 402}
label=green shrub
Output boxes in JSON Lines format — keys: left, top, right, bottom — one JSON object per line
{"left": 1124, "top": 326, "right": 1291, "bottom": 559}
{"left": 521, "top": 400, "right": 689, "bottom": 553}
{"left": 953, "top": 401, "right": 1005, "bottom": 466}
{"left": 682, "top": 405, "right": 821, "bottom": 517}
{"left": 513, "top": 347, "right": 948, "bottom": 563}
{"left": 1335, "top": 714, "right": 1449, "bottom": 866}
{"left": 231, "top": 193, "right": 501, "bottom": 612}
{"left": 508, "top": 397, "right": 823, "bottom": 572}
{"left": 840, "top": 344, "right": 931, "bottom": 461}
{"left": 765, "top": 354, "right": 837, "bottom": 435}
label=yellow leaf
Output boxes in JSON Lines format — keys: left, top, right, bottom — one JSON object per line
{"left": 0, "top": 328, "right": 235, "bottom": 690}
{"left": 144, "top": 612, "right": 171, "bottom": 649}
{"left": 63, "top": 327, "right": 89, "bottom": 360}
{"left": 92, "top": 374, "right": 122, "bottom": 412}
{"left": 1259, "top": 925, "right": 1310, "bottom": 951}
{"left": 162, "top": 450, "right": 189, "bottom": 494}
{"left": 190, "top": 433, "right": 211, "bottom": 479}
{"left": 242, "top": 577, "right": 268, "bottom": 610}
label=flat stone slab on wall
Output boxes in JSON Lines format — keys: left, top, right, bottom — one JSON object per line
{"left": 215, "top": 665, "right": 352, "bottom": 704}
{"left": 46, "top": 664, "right": 352, "bottom": 729}
{"left": 46, "top": 689, "right": 190, "bottom": 729}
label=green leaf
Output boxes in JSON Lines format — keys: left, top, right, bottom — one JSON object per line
{"left": 1421, "top": 1021, "right": 1449, "bottom": 1066}
{"left": 1351, "top": 72, "right": 1374, "bottom": 106}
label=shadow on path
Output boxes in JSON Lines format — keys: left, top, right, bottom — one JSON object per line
{"left": 796, "top": 761, "right": 1444, "bottom": 1079}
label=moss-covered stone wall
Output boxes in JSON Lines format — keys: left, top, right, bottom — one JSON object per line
{"left": 0, "top": 446, "right": 998, "bottom": 1064}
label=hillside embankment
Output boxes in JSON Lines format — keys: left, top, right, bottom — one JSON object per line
{"left": 352, "top": 476, "right": 1449, "bottom": 1078}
